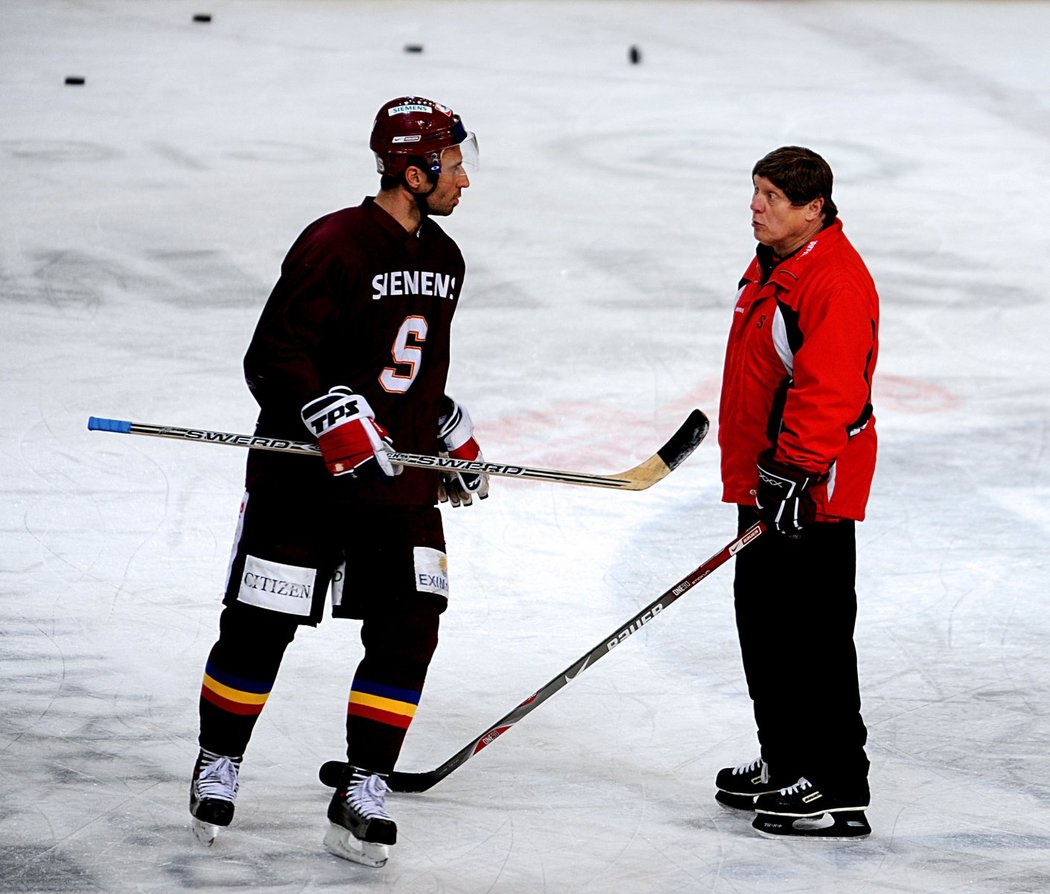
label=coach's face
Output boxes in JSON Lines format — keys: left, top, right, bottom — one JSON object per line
{"left": 750, "top": 175, "right": 824, "bottom": 257}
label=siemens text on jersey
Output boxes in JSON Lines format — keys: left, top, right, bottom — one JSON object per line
{"left": 371, "top": 270, "right": 458, "bottom": 301}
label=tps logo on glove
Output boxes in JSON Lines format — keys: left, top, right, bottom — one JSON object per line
{"left": 306, "top": 399, "right": 362, "bottom": 436}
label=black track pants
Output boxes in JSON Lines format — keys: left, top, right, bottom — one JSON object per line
{"left": 733, "top": 506, "right": 870, "bottom": 795}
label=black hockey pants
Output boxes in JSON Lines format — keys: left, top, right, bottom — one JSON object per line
{"left": 733, "top": 505, "right": 870, "bottom": 797}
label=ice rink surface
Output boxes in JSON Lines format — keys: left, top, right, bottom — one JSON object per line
{"left": 3, "top": 1, "right": 1050, "bottom": 891}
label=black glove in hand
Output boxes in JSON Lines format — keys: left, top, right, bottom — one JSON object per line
{"left": 756, "top": 451, "right": 824, "bottom": 538}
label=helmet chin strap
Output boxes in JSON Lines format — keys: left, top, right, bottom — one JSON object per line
{"left": 403, "top": 168, "right": 438, "bottom": 217}
{"left": 414, "top": 188, "right": 435, "bottom": 217}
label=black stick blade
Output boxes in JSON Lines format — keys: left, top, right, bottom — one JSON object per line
{"left": 657, "top": 408, "right": 709, "bottom": 471}
{"left": 319, "top": 760, "right": 344, "bottom": 787}
{"left": 319, "top": 759, "right": 439, "bottom": 793}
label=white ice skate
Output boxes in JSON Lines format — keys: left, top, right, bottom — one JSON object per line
{"left": 324, "top": 769, "right": 396, "bottom": 868}
{"left": 189, "top": 750, "right": 241, "bottom": 847}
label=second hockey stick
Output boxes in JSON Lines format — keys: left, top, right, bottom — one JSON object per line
{"left": 87, "top": 410, "right": 708, "bottom": 491}
{"left": 318, "top": 521, "right": 766, "bottom": 792}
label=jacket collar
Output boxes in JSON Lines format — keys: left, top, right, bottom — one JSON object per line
{"left": 747, "top": 218, "right": 844, "bottom": 287}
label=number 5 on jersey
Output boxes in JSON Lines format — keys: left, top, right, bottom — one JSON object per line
{"left": 380, "top": 315, "right": 428, "bottom": 393}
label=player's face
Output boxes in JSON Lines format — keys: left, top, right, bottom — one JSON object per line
{"left": 424, "top": 146, "right": 470, "bottom": 217}
{"left": 750, "top": 175, "right": 822, "bottom": 256}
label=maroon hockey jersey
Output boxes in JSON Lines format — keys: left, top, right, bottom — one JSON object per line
{"left": 243, "top": 197, "right": 465, "bottom": 507}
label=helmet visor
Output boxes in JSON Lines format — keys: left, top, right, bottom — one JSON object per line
{"left": 455, "top": 132, "right": 479, "bottom": 173}
{"left": 439, "top": 132, "right": 478, "bottom": 177}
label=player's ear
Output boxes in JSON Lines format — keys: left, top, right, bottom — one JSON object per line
{"left": 404, "top": 164, "right": 429, "bottom": 193}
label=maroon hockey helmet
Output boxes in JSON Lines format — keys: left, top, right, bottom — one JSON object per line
{"left": 369, "top": 96, "right": 477, "bottom": 178}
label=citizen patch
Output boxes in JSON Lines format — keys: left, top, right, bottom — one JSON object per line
{"left": 237, "top": 554, "right": 316, "bottom": 617}
{"left": 414, "top": 547, "right": 449, "bottom": 598}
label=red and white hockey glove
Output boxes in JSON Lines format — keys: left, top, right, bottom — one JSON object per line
{"left": 756, "top": 450, "right": 825, "bottom": 538}
{"left": 436, "top": 397, "right": 489, "bottom": 508}
{"left": 301, "top": 386, "right": 399, "bottom": 478}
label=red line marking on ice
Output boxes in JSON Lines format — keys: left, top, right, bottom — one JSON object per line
{"left": 875, "top": 374, "right": 959, "bottom": 413}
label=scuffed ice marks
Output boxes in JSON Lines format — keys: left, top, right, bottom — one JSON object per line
{"left": 0, "top": 251, "right": 111, "bottom": 312}
{"left": 145, "top": 250, "right": 260, "bottom": 309}
{"left": 0, "top": 249, "right": 261, "bottom": 312}
{"left": 0, "top": 846, "right": 98, "bottom": 894}
{"left": 0, "top": 139, "right": 123, "bottom": 164}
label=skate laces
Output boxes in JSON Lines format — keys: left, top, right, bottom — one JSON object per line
{"left": 779, "top": 776, "right": 813, "bottom": 796}
{"left": 347, "top": 773, "right": 392, "bottom": 821}
{"left": 733, "top": 757, "right": 769, "bottom": 783}
{"left": 196, "top": 752, "right": 241, "bottom": 802}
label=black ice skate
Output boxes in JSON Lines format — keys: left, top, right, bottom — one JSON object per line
{"left": 189, "top": 749, "right": 242, "bottom": 846}
{"left": 752, "top": 776, "right": 871, "bottom": 839}
{"left": 714, "top": 757, "right": 784, "bottom": 811}
{"left": 323, "top": 766, "right": 397, "bottom": 868}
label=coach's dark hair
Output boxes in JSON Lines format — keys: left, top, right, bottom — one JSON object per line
{"left": 753, "top": 146, "right": 838, "bottom": 224}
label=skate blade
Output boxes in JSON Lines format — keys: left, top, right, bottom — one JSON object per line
{"left": 323, "top": 823, "right": 389, "bottom": 868}
{"left": 715, "top": 790, "right": 758, "bottom": 812}
{"left": 753, "top": 810, "right": 871, "bottom": 840}
{"left": 192, "top": 818, "right": 219, "bottom": 847}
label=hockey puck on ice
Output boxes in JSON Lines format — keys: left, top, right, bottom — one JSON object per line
{"left": 404, "top": 44, "right": 424, "bottom": 53}
{"left": 629, "top": 45, "right": 641, "bottom": 64}
{"left": 64, "top": 76, "right": 85, "bottom": 85}
{"left": 193, "top": 13, "right": 212, "bottom": 23}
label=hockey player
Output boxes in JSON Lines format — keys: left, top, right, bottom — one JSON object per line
{"left": 715, "top": 146, "right": 879, "bottom": 838}
{"left": 188, "top": 96, "right": 487, "bottom": 868}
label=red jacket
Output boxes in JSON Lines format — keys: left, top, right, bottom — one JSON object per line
{"left": 718, "top": 219, "right": 879, "bottom": 522}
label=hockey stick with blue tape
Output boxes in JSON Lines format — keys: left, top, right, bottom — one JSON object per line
{"left": 319, "top": 521, "right": 766, "bottom": 792}
{"left": 87, "top": 411, "right": 708, "bottom": 491}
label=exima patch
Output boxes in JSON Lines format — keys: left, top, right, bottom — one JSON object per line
{"left": 414, "top": 547, "right": 449, "bottom": 598}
